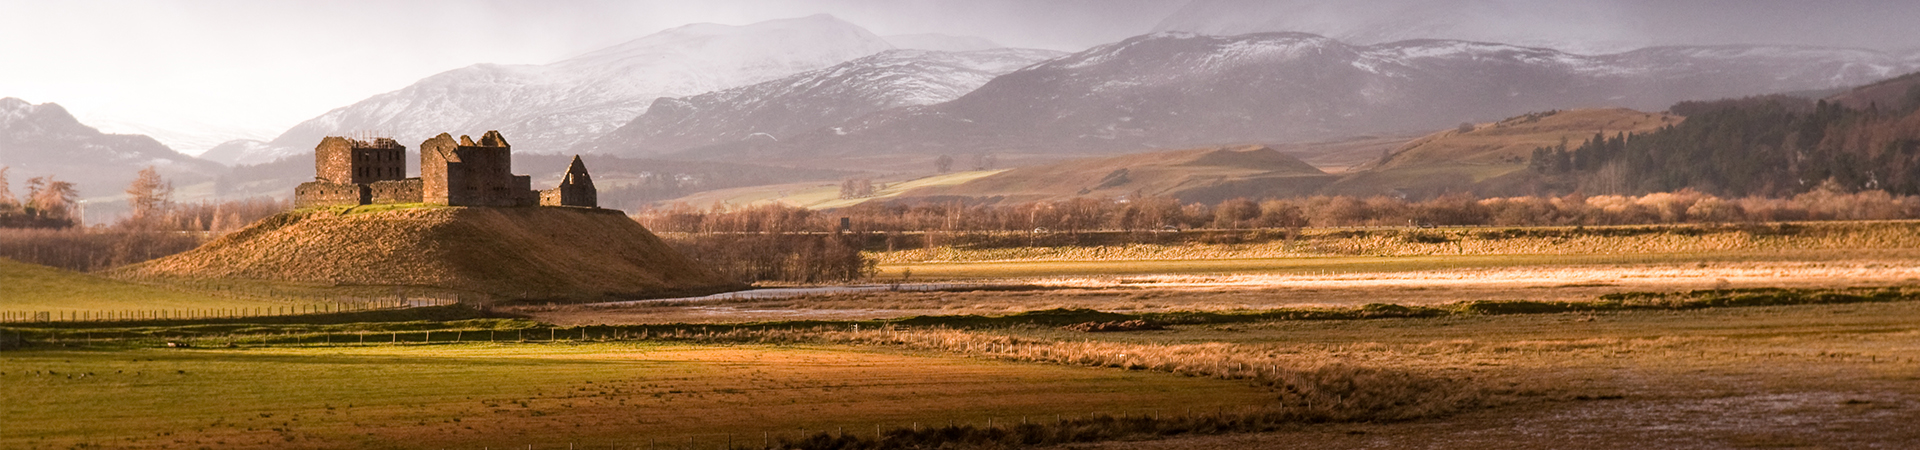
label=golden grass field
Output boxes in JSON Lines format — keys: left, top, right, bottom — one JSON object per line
{"left": 1063, "top": 303, "right": 1920, "bottom": 449}
{"left": 871, "top": 222, "right": 1920, "bottom": 265}
{"left": 1, "top": 343, "right": 1267, "bottom": 449}
{"left": 8, "top": 219, "right": 1920, "bottom": 449}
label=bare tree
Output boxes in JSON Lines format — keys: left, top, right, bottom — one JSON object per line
{"left": 839, "top": 178, "right": 876, "bottom": 199}
{"left": 934, "top": 155, "right": 954, "bottom": 174}
{"left": 0, "top": 166, "right": 14, "bottom": 211}
{"left": 25, "top": 175, "right": 78, "bottom": 222}
{"left": 125, "top": 166, "right": 173, "bottom": 225}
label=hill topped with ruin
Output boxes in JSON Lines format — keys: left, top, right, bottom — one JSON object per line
{"left": 114, "top": 206, "right": 738, "bottom": 302}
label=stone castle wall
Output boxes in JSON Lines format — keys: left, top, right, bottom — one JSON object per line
{"left": 370, "top": 179, "right": 424, "bottom": 204}
{"left": 540, "top": 156, "right": 597, "bottom": 207}
{"left": 294, "top": 181, "right": 365, "bottom": 208}
{"left": 300, "top": 131, "right": 594, "bottom": 210}
{"left": 420, "top": 134, "right": 455, "bottom": 205}
{"left": 422, "top": 131, "right": 538, "bottom": 207}
{"left": 314, "top": 137, "right": 406, "bottom": 186}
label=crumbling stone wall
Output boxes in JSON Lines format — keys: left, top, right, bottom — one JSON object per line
{"left": 314, "top": 136, "right": 406, "bottom": 185}
{"left": 304, "top": 130, "right": 591, "bottom": 209}
{"left": 294, "top": 181, "right": 365, "bottom": 208}
{"left": 304, "top": 137, "right": 407, "bottom": 207}
{"left": 420, "top": 133, "right": 457, "bottom": 205}
{"left": 370, "top": 179, "right": 424, "bottom": 204}
{"left": 540, "top": 155, "right": 598, "bottom": 208}
{"left": 422, "top": 131, "right": 538, "bottom": 207}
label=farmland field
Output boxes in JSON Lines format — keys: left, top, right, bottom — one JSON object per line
{"left": 1, "top": 343, "right": 1268, "bottom": 449}
{"left": 7, "top": 220, "right": 1920, "bottom": 449}
{"left": 9, "top": 292, "right": 1916, "bottom": 449}
{"left": 0, "top": 257, "right": 289, "bottom": 315}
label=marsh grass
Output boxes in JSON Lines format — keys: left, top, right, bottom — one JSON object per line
{"left": 871, "top": 221, "right": 1920, "bottom": 264}
{"left": 775, "top": 408, "right": 1362, "bottom": 450}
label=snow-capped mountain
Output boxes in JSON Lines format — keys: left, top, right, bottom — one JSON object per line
{"left": 1154, "top": 0, "right": 1920, "bottom": 55}
{"left": 198, "top": 139, "right": 275, "bottom": 166}
{"left": 576, "top": 48, "right": 1063, "bottom": 156}
{"left": 883, "top": 34, "right": 1004, "bottom": 52}
{"left": 687, "top": 32, "right": 1920, "bottom": 165}
{"left": 245, "top": 14, "right": 895, "bottom": 165}
{"left": 0, "top": 97, "right": 223, "bottom": 199}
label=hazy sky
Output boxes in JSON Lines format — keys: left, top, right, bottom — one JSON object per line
{"left": 0, "top": 0, "right": 1182, "bottom": 151}
{"left": 4, "top": 0, "right": 1917, "bottom": 155}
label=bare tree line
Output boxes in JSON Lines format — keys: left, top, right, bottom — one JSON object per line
{"left": 0, "top": 166, "right": 290, "bottom": 271}
{"left": 658, "top": 233, "right": 876, "bottom": 284}
{"left": 0, "top": 166, "right": 81, "bottom": 228}
{"left": 636, "top": 185, "right": 1920, "bottom": 235}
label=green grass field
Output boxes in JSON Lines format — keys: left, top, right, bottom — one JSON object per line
{"left": 0, "top": 257, "right": 286, "bottom": 315}
{"left": 0, "top": 343, "right": 1267, "bottom": 449}
{"left": 11, "top": 294, "right": 1915, "bottom": 449}
{"left": 12, "top": 216, "right": 1920, "bottom": 448}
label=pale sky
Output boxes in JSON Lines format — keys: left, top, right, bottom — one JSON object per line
{"left": 0, "top": 0, "right": 1183, "bottom": 153}
{"left": 5, "top": 0, "right": 1916, "bottom": 156}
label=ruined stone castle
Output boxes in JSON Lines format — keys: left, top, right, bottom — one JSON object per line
{"left": 294, "top": 131, "right": 597, "bottom": 209}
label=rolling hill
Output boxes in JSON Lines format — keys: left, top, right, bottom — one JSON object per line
{"left": 1, "top": 98, "right": 226, "bottom": 219}
{"left": 1324, "top": 108, "right": 1682, "bottom": 197}
{"left": 1824, "top": 71, "right": 1920, "bottom": 111}
{"left": 115, "top": 206, "right": 740, "bottom": 302}
{"left": 1371, "top": 108, "right": 1681, "bottom": 171}
{"left": 896, "top": 145, "right": 1334, "bottom": 204}
{"left": 720, "top": 109, "right": 1679, "bottom": 206}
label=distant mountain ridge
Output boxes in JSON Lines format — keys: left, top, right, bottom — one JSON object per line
{"left": 576, "top": 48, "right": 1064, "bottom": 156}
{"left": 883, "top": 34, "right": 1004, "bottom": 52}
{"left": 0, "top": 97, "right": 222, "bottom": 200}
{"left": 226, "top": 14, "right": 897, "bottom": 166}
{"left": 673, "top": 31, "right": 1920, "bottom": 168}
{"left": 1154, "top": 0, "right": 1920, "bottom": 55}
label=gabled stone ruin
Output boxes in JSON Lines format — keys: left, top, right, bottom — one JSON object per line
{"left": 294, "top": 131, "right": 598, "bottom": 209}
{"left": 421, "top": 131, "right": 537, "bottom": 207}
{"left": 540, "top": 155, "right": 597, "bottom": 208}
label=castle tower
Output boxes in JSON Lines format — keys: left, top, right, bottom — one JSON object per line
{"left": 541, "top": 155, "right": 598, "bottom": 208}
{"left": 420, "top": 130, "right": 537, "bottom": 207}
{"left": 297, "top": 136, "right": 407, "bottom": 207}
{"left": 314, "top": 136, "right": 406, "bottom": 185}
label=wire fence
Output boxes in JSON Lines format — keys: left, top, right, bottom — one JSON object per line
{"left": 0, "top": 296, "right": 458, "bottom": 324}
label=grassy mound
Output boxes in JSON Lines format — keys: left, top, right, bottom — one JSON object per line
{"left": 114, "top": 206, "right": 740, "bottom": 302}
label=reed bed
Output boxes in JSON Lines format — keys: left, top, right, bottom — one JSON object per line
{"left": 871, "top": 222, "right": 1920, "bottom": 263}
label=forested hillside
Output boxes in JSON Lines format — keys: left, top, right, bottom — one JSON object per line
{"left": 1531, "top": 88, "right": 1920, "bottom": 197}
